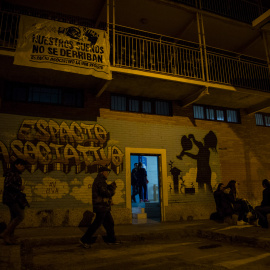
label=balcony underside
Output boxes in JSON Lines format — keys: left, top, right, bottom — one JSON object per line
{"left": 0, "top": 50, "right": 270, "bottom": 115}
{"left": 108, "top": 68, "right": 270, "bottom": 114}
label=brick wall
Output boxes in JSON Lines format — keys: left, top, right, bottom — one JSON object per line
{"left": 0, "top": 97, "right": 269, "bottom": 227}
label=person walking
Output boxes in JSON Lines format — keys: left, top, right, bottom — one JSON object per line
{"left": 79, "top": 166, "right": 119, "bottom": 248}
{"left": 255, "top": 179, "right": 270, "bottom": 228}
{"left": 137, "top": 162, "right": 149, "bottom": 202}
{"left": 1, "top": 158, "right": 29, "bottom": 245}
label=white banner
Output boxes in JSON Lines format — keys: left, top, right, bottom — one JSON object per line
{"left": 14, "top": 15, "right": 112, "bottom": 80}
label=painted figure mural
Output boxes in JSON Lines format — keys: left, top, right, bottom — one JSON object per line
{"left": 177, "top": 131, "right": 217, "bottom": 193}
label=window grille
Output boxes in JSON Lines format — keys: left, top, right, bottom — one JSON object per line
{"left": 216, "top": 110, "right": 225, "bottom": 121}
{"left": 4, "top": 81, "right": 83, "bottom": 107}
{"left": 142, "top": 101, "right": 152, "bottom": 114}
{"left": 255, "top": 113, "right": 270, "bottom": 127}
{"left": 111, "top": 95, "right": 126, "bottom": 111}
{"left": 129, "top": 99, "right": 139, "bottom": 112}
{"left": 193, "top": 105, "right": 204, "bottom": 119}
{"left": 206, "top": 108, "right": 215, "bottom": 120}
{"left": 193, "top": 104, "right": 240, "bottom": 123}
{"left": 227, "top": 110, "right": 238, "bottom": 123}
{"left": 266, "top": 116, "right": 270, "bottom": 127}
{"left": 111, "top": 95, "right": 172, "bottom": 116}
{"left": 29, "top": 87, "right": 61, "bottom": 104}
{"left": 156, "top": 100, "right": 170, "bottom": 116}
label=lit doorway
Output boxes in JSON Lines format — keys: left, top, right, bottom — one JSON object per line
{"left": 125, "top": 147, "right": 168, "bottom": 223}
{"left": 131, "top": 155, "right": 160, "bottom": 204}
{"left": 131, "top": 154, "right": 161, "bottom": 223}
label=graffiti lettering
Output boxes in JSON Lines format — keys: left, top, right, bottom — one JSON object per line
{"left": 18, "top": 119, "right": 103, "bottom": 144}
{"left": 46, "top": 181, "right": 59, "bottom": 194}
{"left": 1, "top": 120, "right": 124, "bottom": 174}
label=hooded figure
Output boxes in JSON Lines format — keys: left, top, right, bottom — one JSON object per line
{"left": 79, "top": 166, "right": 120, "bottom": 248}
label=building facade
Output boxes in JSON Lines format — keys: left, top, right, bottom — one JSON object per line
{"left": 0, "top": 0, "right": 270, "bottom": 227}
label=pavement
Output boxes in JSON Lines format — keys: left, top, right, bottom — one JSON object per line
{"left": 1, "top": 219, "right": 270, "bottom": 269}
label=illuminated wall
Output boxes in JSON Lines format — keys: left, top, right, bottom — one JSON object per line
{"left": 2, "top": 109, "right": 269, "bottom": 226}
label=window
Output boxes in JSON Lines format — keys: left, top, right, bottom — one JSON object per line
{"left": 193, "top": 105, "right": 240, "bottom": 123}
{"left": 142, "top": 100, "right": 152, "bottom": 114}
{"left": 206, "top": 108, "right": 215, "bottom": 120}
{"left": 129, "top": 99, "right": 139, "bottom": 112}
{"left": 194, "top": 105, "right": 204, "bottom": 119}
{"left": 111, "top": 95, "right": 172, "bottom": 116}
{"left": 156, "top": 100, "right": 170, "bottom": 116}
{"left": 227, "top": 110, "right": 238, "bottom": 123}
{"left": 216, "top": 110, "right": 225, "bottom": 121}
{"left": 255, "top": 113, "right": 270, "bottom": 127}
{"left": 28, "top": 87, "right": 61, "bottom": 104}
{"left": 4, "top": 81, "right": 83, "bottom": 107}
{"left": 111, "top": 95, "right": 126, "bottom": 111}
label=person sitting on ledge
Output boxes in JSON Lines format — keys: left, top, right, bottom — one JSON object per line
{"left": 224, "top": 180, "right": 255, "bottom": 225}
{"left": 213, "top": 183, "right": 234, "bottom": 221}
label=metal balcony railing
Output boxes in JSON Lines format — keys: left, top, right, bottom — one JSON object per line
{"left": 112, "top": 25, "right": 270, "bottom": 92}
{"left": 170, "top": 0, "right": 268, "bottom": 24}
{"left": 0, "top": 11, "right": 19, "bottom": 49}
{"left": 0, "top": 9, "right": 269, "bottom": 92}
{"left": 207, "top": 51, "right": 270, "bottom": 91}
{"left": 113, "top": 27, "right": 203, "bottom": 80}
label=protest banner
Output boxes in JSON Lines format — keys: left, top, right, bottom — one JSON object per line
{"left": 14, "top": 15, "right": 112, "bottom": 80}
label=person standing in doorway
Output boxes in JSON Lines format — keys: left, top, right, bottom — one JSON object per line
{"left": 137, "top": 162, "right": 149, "bottom": 202}
{"left": 1, "top": 158, "right": 29, "bottom": 245}
{"left": 79, "top": 166, "right": 120, "bottom": 248}
{"left": 131, "top": 163, "right": 138, "bottom": 203}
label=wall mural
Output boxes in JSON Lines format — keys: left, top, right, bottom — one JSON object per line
{"left": 0, "top": 119, "right": 124, "bottom": 174}
{"left": 0, "top": 118, "right": 125, "bottom": 209}
{"left": 169, "top": 131, "right": 218, "bottom": 195}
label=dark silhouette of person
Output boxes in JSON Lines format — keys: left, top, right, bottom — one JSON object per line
{"left": 213, "top": 183, "right": 233, "bottom": 221}
{"left": 177, "top": 131, "right": 217, "bottom": 193}
{"left": 224, "top": 180, "right": 254, "bottom": 224}
{"left": 1, "top": 158, "right": 29, "bottom": 245}
{"left": 79, "top": 166, "right": 119, "bottom": 248}
{"left": 137, "top": 162, "right": 149, "bottom": 202}
{"left": 131, "top": 163, "right": 138, "bottom": 203}
{"left": 255, "top": 179, "right": 270, "bottom": 228}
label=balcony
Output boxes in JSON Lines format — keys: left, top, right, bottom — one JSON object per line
{"left": 111, "top": 25, "right": 270, "bottom": 92}
{"left": 0, "top": 0, "right": 270, "bottom": 114}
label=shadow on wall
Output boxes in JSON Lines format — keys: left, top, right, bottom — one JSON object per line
{"left": 33, "top": 209, "right": 95, "bottom": 227}
{"left": 78, "top": 210, "right": 95, "bottom": 227}
{"left": 36, "top": 209, "right": 71, "bottom": 227}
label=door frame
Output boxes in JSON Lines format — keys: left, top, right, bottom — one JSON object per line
{"left": 125, "top": 147, "right": 168, "bottom": 222}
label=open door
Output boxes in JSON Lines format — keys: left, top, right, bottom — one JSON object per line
{"left": 125, "top": 147, "right": 168, "bottom": 222}
{"left": 130, "top": 154, "right": 160, "bottom": 222}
